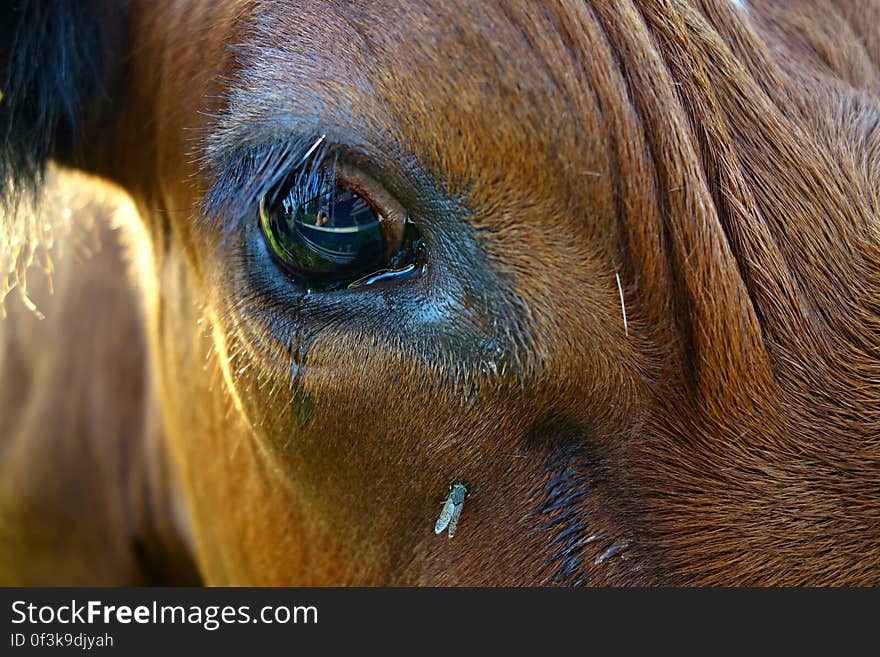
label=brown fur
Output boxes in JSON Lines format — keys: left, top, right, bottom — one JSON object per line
{"left": 1, "top": 0, "right": 879, "bottom": 585}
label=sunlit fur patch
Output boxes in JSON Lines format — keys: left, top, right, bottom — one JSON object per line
{"left": 207, "top": 308, "right": 251, "bottom": 428}
{"left": 1, "top": 2, "right": 127, "bottom": 316}
{"left": 0, "top": 179, "right": 55, "bottom": 319}
{"left": 0, "top": 166, "right": 139, "bottom": 319}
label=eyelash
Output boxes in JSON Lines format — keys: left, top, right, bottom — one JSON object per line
{"left": 200, "top": 135, "right": 336, "bottom": 235}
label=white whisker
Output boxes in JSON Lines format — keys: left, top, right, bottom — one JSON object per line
{"left": 615, "top": 272, "right": 628, "bottom": 337}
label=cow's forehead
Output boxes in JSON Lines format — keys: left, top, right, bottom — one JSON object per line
{"left": 211, "top": 1, "right": 615, "bottom": 231}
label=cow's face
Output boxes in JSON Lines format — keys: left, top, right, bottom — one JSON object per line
{"left": 4, "top": 0, "right": 879, "bottom": 585}
{"left": 131, "top": 1, "right": 662, "bottom": 584}
{"left": 107, "top": 0, "right": 880, "bottom": 586}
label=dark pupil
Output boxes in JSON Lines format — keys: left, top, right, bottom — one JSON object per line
{"left": 261, "top": 174, "right": 384, "bottom": 284}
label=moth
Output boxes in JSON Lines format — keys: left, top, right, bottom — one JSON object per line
{"left": 434, "top": 482, "right": 468, "bottom": 538}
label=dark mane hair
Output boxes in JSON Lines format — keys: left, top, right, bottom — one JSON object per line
{"left": 0, "top": 0, "right": 119, "bottom": 211}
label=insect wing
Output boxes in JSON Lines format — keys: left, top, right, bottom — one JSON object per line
{"left": 447, "top": 500, "right": 465, "bottom": 538}
{"left": 434, "top": 497, "right": 455, "bottom": 535}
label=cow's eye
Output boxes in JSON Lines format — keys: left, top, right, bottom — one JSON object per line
{"left": 259, "top": 164, "right": 423, "bottom": 291}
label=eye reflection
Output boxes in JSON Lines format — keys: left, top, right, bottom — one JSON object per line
{"left": 260, "top": 173, "right": 386, "bottom": 284}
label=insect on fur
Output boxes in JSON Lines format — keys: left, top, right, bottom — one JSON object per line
{"left": 434, "top": 483, "right": 468, "bottom": 538}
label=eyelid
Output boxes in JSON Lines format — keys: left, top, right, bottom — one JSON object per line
{"left": 335, "top": 163, "right": 408, "bottom": 261}
{"left": 201, "top": 136, "right": 333, "bottom": 232}
{"left": 199, "top": 134, "right": 426, "bottom": 254}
